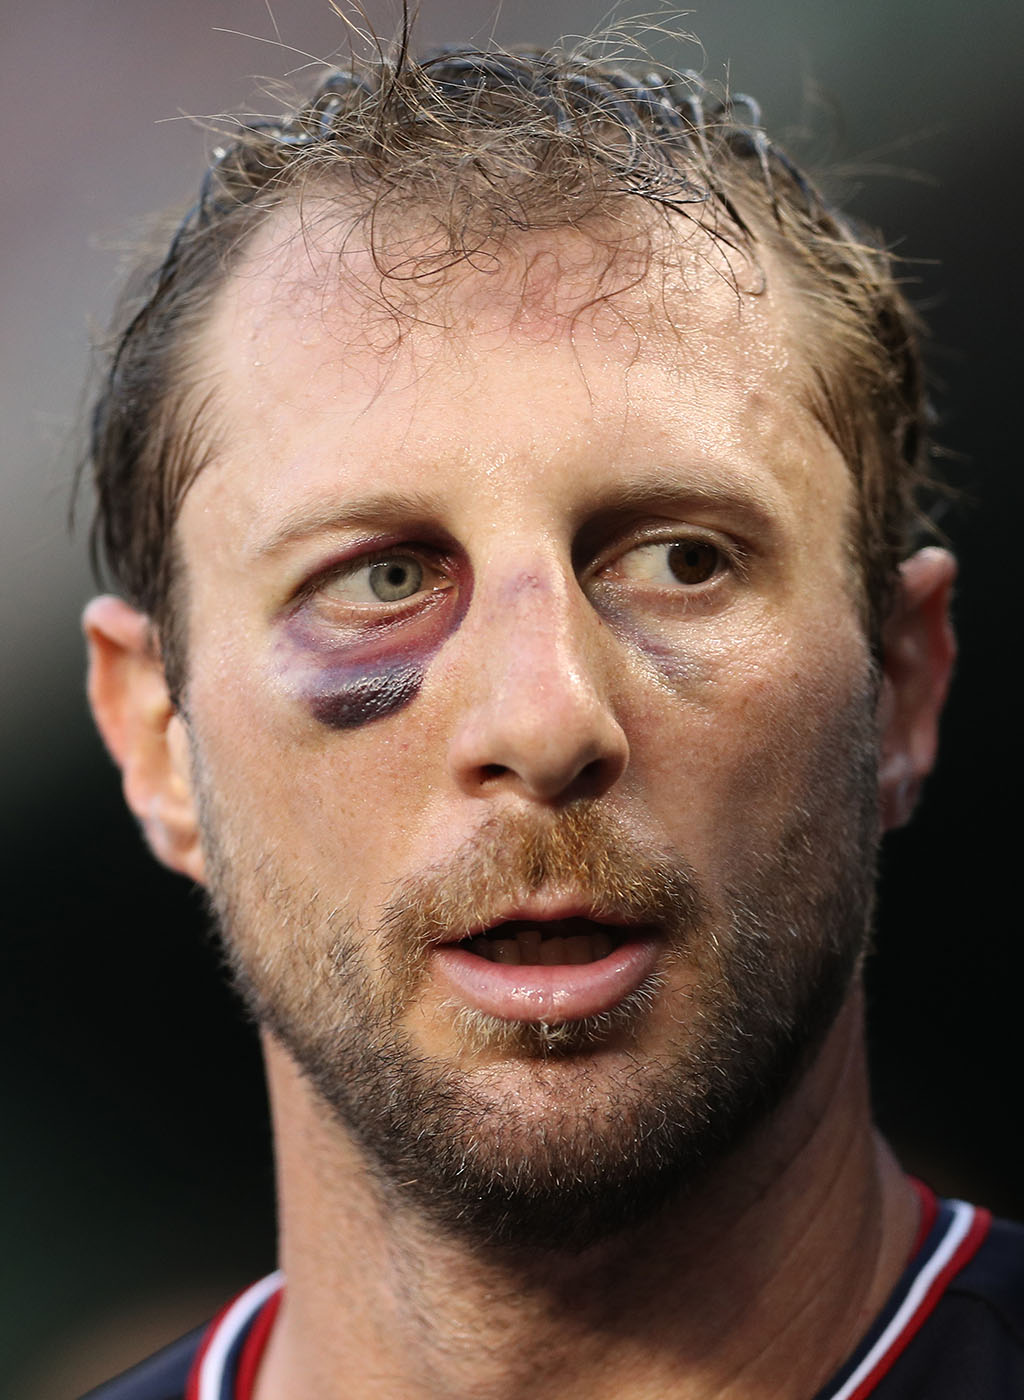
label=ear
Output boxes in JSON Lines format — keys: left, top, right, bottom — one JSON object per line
{"left": 83, "top": 595, "right": 206, "bottom": 883}
{"left": 877, "top": 547, "right": 957, "bottom": 830}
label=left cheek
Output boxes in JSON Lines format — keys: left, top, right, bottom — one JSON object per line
{"left": 627, "top": 625, "right": 874, "bottom": 857}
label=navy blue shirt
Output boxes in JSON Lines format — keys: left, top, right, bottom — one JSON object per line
{"left": 82, "top": 1197, "right": 1024, "bottom": 1400}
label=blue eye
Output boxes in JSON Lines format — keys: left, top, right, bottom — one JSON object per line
{"left": 368, "top": 558, "right": 424, "bottom": 601}
{"left": 317, "top": 551, "right": 451, "bottom": 609}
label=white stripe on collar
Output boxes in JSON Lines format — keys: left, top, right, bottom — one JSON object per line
{"left": 195, "top": 1202, "right": 979, "bottom": 1400}
{"left": 197, "top": 1271, "right": 284, "bottom": 1400}
{"left": 824, "top": 1200, "right": 975, "bottom": 1400}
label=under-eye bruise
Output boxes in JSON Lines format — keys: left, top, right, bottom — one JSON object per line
{"left": 281, "top": 549, "right": 468, "bottom": 732}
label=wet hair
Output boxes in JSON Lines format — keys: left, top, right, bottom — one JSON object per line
{"left": 84, "top": 23, "right": 934, "bottom": 698}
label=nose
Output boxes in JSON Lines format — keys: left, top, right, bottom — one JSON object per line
{"left": 447, "top": 565, "right": 630, "bottom": 804}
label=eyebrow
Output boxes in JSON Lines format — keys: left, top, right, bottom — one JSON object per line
{"left": 248, "top": 464, "right": 787, "bottom": 563}
{"left": 577, "top": 471, "right": 786, "bottom": 551}
{"left": 249, "top": 486, "right": 447, "bottom": 560}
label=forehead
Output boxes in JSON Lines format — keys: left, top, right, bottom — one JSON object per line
{"left": 189, "top": 202, "right": 848, "bottom": 543}
{"left": 208, "top": 199, "right": 802, "bottom": 375}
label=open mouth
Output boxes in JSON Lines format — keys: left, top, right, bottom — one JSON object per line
{"left": 458, "top": 918, "right": 629, "bottom": 966}
{"left": 435, "top": 914, "right": 662, "bottom": 1023}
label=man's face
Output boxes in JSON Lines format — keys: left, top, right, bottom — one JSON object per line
{"left": 174, "top": 214, "right": 880, "bottom": 1244}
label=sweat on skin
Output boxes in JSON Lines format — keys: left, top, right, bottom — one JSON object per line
{"left": 84, "top": 201, "right": 956, "bottom": 1400}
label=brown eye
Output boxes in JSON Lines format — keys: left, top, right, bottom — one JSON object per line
{"left": 668, "top": 540, "right": 721, "bottom": 585}
{"left": 599, "top": 537, "right": 730, "bottom": 591}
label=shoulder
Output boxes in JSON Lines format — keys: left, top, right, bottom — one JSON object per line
{"left": 77, "top": 1272, "right": 284, "bottom": 1400}
{"left": 77, "top": 1326, "right": 204, "bottom": 1400}
{"left": 951, "top": 1212, "right": 1024, "bottom": 1325}
{"left": 941, "top": 1220, "right": 1024, "bottom": 1349}
{"left": 875, "top": 1210, "right": 1024, "bottom": 1399}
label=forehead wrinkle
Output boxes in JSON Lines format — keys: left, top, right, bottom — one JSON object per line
{"left": 202, "top": 258, "right": 813, "bottom": 452}
{"left": 191, "top": 200, "right": 846, "bottom": 550}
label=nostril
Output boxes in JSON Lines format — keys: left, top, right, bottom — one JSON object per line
{"left": 450, "top": 674, "right": 629, "bottom": 802}
{"left": 572, "top": 755, "right": 622, "bottom": 801}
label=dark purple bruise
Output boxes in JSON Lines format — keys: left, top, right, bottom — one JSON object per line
{"left": 590, "top": 592, "right": 705, "bottom": 688}
{"left": 307, "top": 662, "right": 423, "bottom": 730}
{"left": 283, "top": 581, "right": 468, "bottom": 730}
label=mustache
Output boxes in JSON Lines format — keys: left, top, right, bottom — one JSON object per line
{"left": 376, "top": 805, "right": 709, "bottom": 965}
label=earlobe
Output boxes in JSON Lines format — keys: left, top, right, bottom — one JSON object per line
{"left": 878, "top": 547, "right": 957, "bottom": 830}
{"left": 83, "top": 595, "right": 206, "bottom": 883}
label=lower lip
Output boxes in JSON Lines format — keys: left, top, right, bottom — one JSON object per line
{"left": 432, "top": 933, "right": 661, "bottom": 1024}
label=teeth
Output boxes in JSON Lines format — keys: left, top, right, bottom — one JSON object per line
{"left": 517, "top": 929, "right": 543, "bottom": 962}
{"left": 489, "top": 938, "right": 521, "bottom": 965}
{"left": 564, "top": 935, "right": 592, "bottom": 965}
{"left": 591, "top": 931, "right": 613, "bottom": 960}
{"left": 463, "top": 929, "right": 620, "bottom": 965}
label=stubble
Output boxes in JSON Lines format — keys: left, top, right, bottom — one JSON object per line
{"left": 192, "top": 676, "right": 880, "bottom": 1251}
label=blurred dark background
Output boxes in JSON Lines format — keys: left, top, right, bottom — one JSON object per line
{"left": 2, "top": 1, "right": 1022, "bottom": 1395}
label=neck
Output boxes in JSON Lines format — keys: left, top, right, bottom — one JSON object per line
{"left": 255, "top": 987, "right": 918, "bottom": 1400}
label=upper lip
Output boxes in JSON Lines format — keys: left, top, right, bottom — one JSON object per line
{"left": 434, "top": 898, "right": 652, "bottom": 946}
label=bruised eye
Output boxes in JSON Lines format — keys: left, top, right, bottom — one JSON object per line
{"left": 610, "top": 538, "right": 726, "bottom": 588}
{"left": 317, "top": 552, "right": 451, "bottom": 608}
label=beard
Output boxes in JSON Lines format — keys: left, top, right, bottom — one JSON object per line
{"left": 194, "top": 681, "right": 881, "bottom": 1253}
